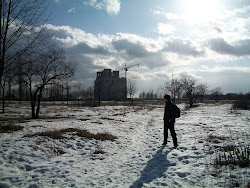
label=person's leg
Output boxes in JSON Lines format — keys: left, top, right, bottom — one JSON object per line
{"left": 163, "top": 120, "right": 168, "bottom": 144}
{"left": 169, "top": 123, "right": 178, "bottom": 147}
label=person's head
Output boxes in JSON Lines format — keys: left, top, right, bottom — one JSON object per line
{"left": 164, "top": 95, "right": 171, "bottom": 102}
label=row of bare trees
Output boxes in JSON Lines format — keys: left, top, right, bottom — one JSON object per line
{"left": 17, "top": 47, "right": 75, "bottom": 116}
{"left": 5, "top": 79, "right": 94, "bottom": 102}
{"left": 1, "top": 43, "right": 75, "bottom": 118}
{"left": 138, "top": 75, "right": 223, "bottom": 108}
{"left": 139, "top": 90, "right": 163, "bottom": 100}
{"left": 0, "top": 0, "right": 75, "bottom": 118}
{"left": 162, "top": 75, "right": 224, "bottom": 108}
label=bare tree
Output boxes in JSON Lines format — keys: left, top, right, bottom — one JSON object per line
{"left": 21, "top": 47, "right": 75, "bottom": 119}
{"left": 180, "top": 75, "right": 207, "bottom": 108}
{"left": 146, "top": 90, "right": 154, "bottom": 99}
{"left": 16, "top": 58, "right": 25, "bottom": 102}
{"left": 163, "top": 77, "right": 182, "bottom": 102}
{"left": 72, "top": 82, "right": 84, "bottom": 104}
{"left": 85, "top": 87, "right": 94, "bottom": 99}
{"left": 210, "top": 87, "right": 223, "bottom": 102}
{"left": 0, "top": 59, "right": 15, "bottom": 112}
{"left": 0, "top": 0, "right": 50, "bottom": 112}
{"left": 196, "top": 83, "right": 208, "bottom": 102}
{"left": 127, "top": 79, "right": 136, "bottom": 104}
{"left": 64, "top": 80, "right": 71, "bottom": 104}
{"left": 139, "top": 90, "right": 162, "bottom": 100}
{"left": 139, "top": 91, "right": 146, "bottom": 99}
{"left": 6, "top": 73, "right": 13, "bottom": 101}
{"left": 47, "top": 83, "right": 64, "bottom": 101}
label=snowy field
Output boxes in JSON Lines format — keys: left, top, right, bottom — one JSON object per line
{"left": 0, "top": 101, "right": 249, "bottom": 188}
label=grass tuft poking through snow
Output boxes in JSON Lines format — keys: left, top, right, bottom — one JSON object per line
{"left": 215, "top": 145, "right": 250, "bottom": 168}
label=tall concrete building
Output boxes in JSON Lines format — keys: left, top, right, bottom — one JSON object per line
{"left": 94, "top": 69, "right": 127, "bottom": 101}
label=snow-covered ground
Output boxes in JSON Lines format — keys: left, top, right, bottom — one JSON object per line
{"left": 0, "top": 101, "right": 249, "bottom": 188}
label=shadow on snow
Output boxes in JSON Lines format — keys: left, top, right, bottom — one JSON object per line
{"left": 130, "top": 146, "right": 173, "bottom": 188}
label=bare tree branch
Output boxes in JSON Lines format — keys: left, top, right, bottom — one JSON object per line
{"left": 0, "top": 0, "right": 51, "bottom": 113}
{"left": 20, "top": 46, "right": 75, "bottom": 118}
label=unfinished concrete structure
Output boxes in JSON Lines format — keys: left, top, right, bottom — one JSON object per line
{"left": 94, "top": 69, "right": 127, "bottom": 101}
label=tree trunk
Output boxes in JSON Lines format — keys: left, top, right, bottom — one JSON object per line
{"left": 19, "top": 85, "right": 22, "bottom": 104}
{"left": 98, "top": 95, "right": 101, "bottom": 106}
{"left": 31, "top": 98, "right": 36, "bottom": 119}
{"left": 189, "top": 97, "right": 194, "bottom": 108}
{"left": 1, "top": 79, "right": 5, "bottom": 113}
{"left": 18, "top": 79, "right": 24, "bottom": 103}
{"left": 35, "top": 91, "right": 42, "bottom": 119}
{"left": 2, "top": 86, "right": 5, "bottom": 114}
{"left": 30, "top": 91, "right": 37, "bottom": 119}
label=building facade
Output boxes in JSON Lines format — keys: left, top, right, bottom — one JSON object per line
{"left": 94, "top": 69, "right": 127, "bottom": 101}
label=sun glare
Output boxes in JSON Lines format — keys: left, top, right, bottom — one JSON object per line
{"left": 182, "top": 0, "right": 221, "bottom": 24}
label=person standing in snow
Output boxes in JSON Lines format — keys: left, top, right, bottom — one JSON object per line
{"left": 163, "top": 95, "right": 178, "bottom": 147}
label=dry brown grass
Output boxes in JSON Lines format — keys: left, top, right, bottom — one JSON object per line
{"left": 215, "top": 145, "right": 250, "bottom": 168}
{"left": 24, "top": 128, "right": 118, "bottom": 141}
{"left": 93, "top": 149, "right": 105, "bottom": 154}
{"left": 207, "top": 134, "right": 228, "bottom": 144}
{"left": 79, "top": 118, "right": 91, "bottom": 121}
{"left": 38, "top": 116, "right": 70, "bottom": 120}
{"left": 101, "top": 117, "right": 115, "bottom": 121}
{"left": 25, "top": 130, "right": 65, "bottom": 139}
{"left": 0, "top": 117, "right": 30, "bottom": 122}
{"left": 112, "top": 113, "right": 125, "bottom": 116}
{"left": 222, "top": 145, "right": 236, "bottom": 152}
{"left": 0, "top": 123, "right": 24, "bottom": 133}
{"left": 91, "top": 121, "right": 103, "bottom": 124}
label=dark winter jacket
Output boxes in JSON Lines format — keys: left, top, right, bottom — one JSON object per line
{"left": 164, "top": 101, "right": 176, "bottom": 123}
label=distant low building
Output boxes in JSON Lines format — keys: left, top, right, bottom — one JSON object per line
{"left": 94, "top": 69, "right": 127, "bottom": 101}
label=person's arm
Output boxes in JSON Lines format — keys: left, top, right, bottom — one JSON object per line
{"left": 169, "top": 104, "right": 175, "bottom": 122}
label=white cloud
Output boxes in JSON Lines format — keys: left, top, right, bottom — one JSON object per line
{"left": 157, "top": 23, "right": 176, "bottom": 35}
{"left": 165, "top": 13, "right": 179, "bottom": 20}
{"left": 201, "top": 65, "right": 209, "bottom": 70}
{"left": 153, "top": 11, "right": 179, "bottom": 20}
{"left": 42, "top": 24, "right": 250, "bottom": 93}
{"left": 44, "top": 24, "right": 102, "bottom": 48}
{"left": 153, "top": 10, "right": 162, "bottom": 16}
{"left": 83, "top": 0, "right": 120, "bottom": 15}
{"left": 67, "top": 8, "right": 76, "bottom": 13}
{"left": 153, "top": 4, "right": 250, "bottom": 44}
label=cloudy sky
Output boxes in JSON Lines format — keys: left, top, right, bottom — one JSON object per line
{"left": 47, "top": 0, "right": 250, "bottom": 95}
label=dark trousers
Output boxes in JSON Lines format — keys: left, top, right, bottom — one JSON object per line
{"left": 164, "top": 120, "right": 177, "bottom": 146}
